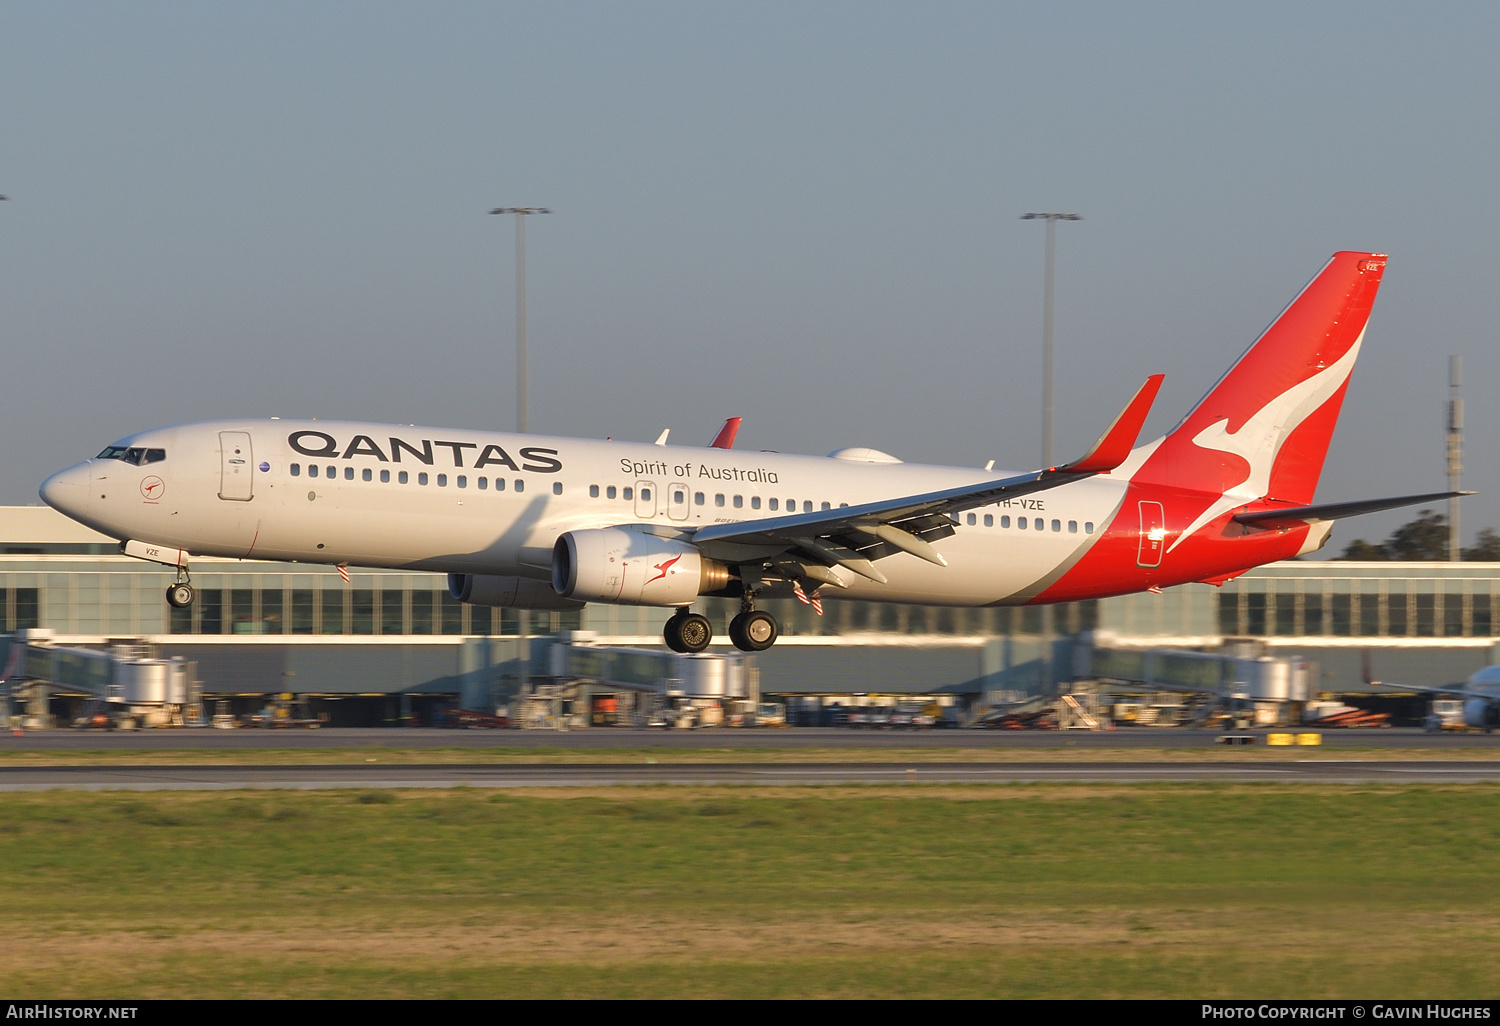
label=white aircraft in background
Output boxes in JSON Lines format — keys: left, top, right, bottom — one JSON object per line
{"left": 1368, "top": 662, "right": 1500, "bottom": 731}
{"left": 41, "top": 251, "right": 1459, "bottom": 654}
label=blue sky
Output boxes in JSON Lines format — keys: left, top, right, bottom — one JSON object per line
{"left": 3, "top": 2, "right": 1498, "bottom": 548}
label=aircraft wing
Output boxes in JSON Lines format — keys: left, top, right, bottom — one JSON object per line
{"left": 690, "top": 375, "right": 1163, "bottom": 585}
{"left": 1233, "top": 491, "right": 1472, "bottom": 529}
{"left": 1368, "top": 680, "right": 1481, "bottom": 700}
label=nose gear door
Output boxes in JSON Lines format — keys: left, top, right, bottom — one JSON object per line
{"left": 219, "top": 431, "right": 254, "bottom": 501}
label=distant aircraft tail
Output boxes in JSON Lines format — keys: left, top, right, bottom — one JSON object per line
{"left": 1137, "top": 252, "right": 1387, "bottom": 528}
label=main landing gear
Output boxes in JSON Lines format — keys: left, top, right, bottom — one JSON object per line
{"left": 663, "top": 609, "right": 713, "bottom": 654}
{"left": 663, "top": 597, "right": 781, "bottom": 655}
{"left": 165, "top": 566, "right": 195, "bottom": 609}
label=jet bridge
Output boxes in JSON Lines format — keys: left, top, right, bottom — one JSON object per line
{"left": 2, "top": 629, "right": 200, "bottom": 728}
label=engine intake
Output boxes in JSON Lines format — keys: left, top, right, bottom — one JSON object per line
{"left": 553, "top": 528, "right": 729, "bottom": 605}
{"left": 448, "top": 573, "right": 585, "bottom": 610}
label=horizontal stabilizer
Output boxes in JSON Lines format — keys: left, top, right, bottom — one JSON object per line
{"left": 1055, "top": 375, "right": 1164, "bottom": 474}
{"left": 1232, "top": 491, "right": 1472, "bottom": 529}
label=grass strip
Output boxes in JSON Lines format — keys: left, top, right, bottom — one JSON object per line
{"left": 2, "top": 783, "right": 1498, "bottom": 997}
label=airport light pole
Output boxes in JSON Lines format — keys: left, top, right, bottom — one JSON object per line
{"left": 1022, "top": 213, "right": 1080, "bottom": 696}
{"left": 1021, "top": 213, "right": 1080, "bottom": 467}
{"left": 489, "top": 207, "right": 551, "bottom": 434}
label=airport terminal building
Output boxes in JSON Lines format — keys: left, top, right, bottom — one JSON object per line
{"left": 2, "top": 505, "right": 1497, "bottom": 723}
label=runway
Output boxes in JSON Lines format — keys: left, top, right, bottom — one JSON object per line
{"left": 4, "top": 759, "right": 1500, "bottom": 789}
{"left": 5, "top": 726, "right": 1500, "bottom": 751}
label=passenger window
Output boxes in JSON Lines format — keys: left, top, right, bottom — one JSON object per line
{"left": 1068, "top": 520, "right": 1077, "bottom": 533}
{"left": 674, "top": 490, "right": 685, "bottom": 504}
{"left": 514, "top": 479, "right": 524, "bottom": 493}
{"left": 363, "top": 468, "right": 372, "bottom": 482}
{"left": 641, "top": 488, "right": 651, "bottom": 502}
{"left": 399, "top": 471, "right": 409, "bottom": 484}
{"left": 607, "top": 485, "right": 617, "bottom": 499}
{"left": 309, "top": 465, "right": 319, "bottom": 479}
{"left": 822, "top": 502, "right": 831, "bottom": 511}
{"left": 967, "top": 513, "right": 977, "bottom": 526}
{"left": 769, "top": 498, "right": 779, "bottom": 511}
{"left": 715, "top": 494, "right": 725, "bottom": 507}
{"left": 437, "top": 474, "right": 447, "bottom": 487}
{"left": 590, "top": 485, "right": 599, "bottom": 498}
{"left": 496, "top": 478, "right": 506, "bottom": 491}
{"left": 623, "top": 486, "right": 634, "bottom": 500}
{"left": 458, "top": 476, "right": 467, "bottom": 488}
{"left": 1001, "top": 516, "right": 1010, "bottom": 528}
{"left": 1051, "top": 520, "right": 1060, "bottom": 532}
{"left": 751, "top": 496, "right": 760, "bottom": 510}
{"left": 381, "top": 470, "right": 391, "bottom": 483}
{"left": 733, "top": 495, "right": 743, "bottom": 509}
{"left": 553, "top": 482, "right": 563, "bottom": 495}
{"left": 984, "top": 514, "right": 993, "bottom": 527}
{"left": 803, "top": 501, "right": 812, "bottom": 513}
{"left": 1034, "top": 518, "right": 1043, "bottom": 531}
{"left": 291, "top": 464, "right": 301, "bottom": 477}
{"left": 418, "top": 473, "right": 429, "bottom": 486}
{"left": 695, "top": 492, "right": 704, "bottom": 505}
{"left": 345, "top": 467, "right": 354, "bottom": 481}
{"left": 1018, "top": 517, "right": 1028, "bottom": 530}
{"left": 478, "top": 477, "right": 487, "bottom": 490}
{"left": 1085, "top": 522, "right": 1094, "bottom": 534}
{"left": 840, "top": 503, "right": 848, "bottom": 508}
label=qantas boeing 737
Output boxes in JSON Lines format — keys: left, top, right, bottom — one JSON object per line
{"left": 39, "top": 251, "right": 1461, "bottom": 653}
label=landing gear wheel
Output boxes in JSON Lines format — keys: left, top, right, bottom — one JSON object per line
{"left": 166, "top": 583, "right": 195, "bottom": 608}
{"left": 729, "top": 610, "right": 778, "bottom": 652}
{"left": 664, "top": 611, "right": 713, "bottom": 654}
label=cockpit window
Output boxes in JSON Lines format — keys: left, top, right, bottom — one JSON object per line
{"left": 95, "top": 446, "right": 166, "bottom": 465}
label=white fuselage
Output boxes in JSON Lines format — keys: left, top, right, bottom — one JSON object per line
{"left": 42, "top": 419, "right": 1135, "bottom": 607}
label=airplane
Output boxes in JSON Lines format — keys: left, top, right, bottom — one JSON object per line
{"left": 39, "top": 251, "right": 1464, "bottom": 654}
{"left": 1365, "top": 658, "right": 1500, "bottom": 731}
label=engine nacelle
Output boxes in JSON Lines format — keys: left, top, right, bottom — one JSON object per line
{"left": 448, "top": 573, "right": 585, "bottom": 611}
{"left": 1463, "top": 697, "right": 1499, "bottom": 729}
{"left": 552, "top": 528, "right": 729, "bottom": 606}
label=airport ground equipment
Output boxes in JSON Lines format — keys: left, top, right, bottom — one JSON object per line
{"left": 1, "top": 629, "right": 201, "bottom": 728}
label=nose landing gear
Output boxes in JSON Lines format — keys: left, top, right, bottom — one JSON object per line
{"left": 165, "top": 567, "right": 195, "bottom": 608}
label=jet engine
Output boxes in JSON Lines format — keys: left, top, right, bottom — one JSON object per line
{"left": 448, "top": 573, "right": 585, "bottom": 611}
{"left": 1463, "top": 697, "right": 1500, "bottom": 730}
{"left": 552, "top": 528, "right": 730, "bottom": 605}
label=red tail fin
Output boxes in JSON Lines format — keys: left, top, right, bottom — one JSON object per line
{"left": 1141, "top": 252, "right": 1387, "bottom": 517}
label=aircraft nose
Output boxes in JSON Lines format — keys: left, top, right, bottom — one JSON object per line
{"left": 40, "top": 464, "right": 91, "bottom": 519}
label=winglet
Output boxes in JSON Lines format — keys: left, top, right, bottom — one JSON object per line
{"left": 708, "top": 417, "right": 742, "bottom": 449}
{"left": 1055, "top": 374, "right": 1164, "bottom": 474}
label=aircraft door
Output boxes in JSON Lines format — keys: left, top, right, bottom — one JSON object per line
{"left": 1136, "top": 500, "right": 1165, "bottom": 568}
{"left": 635, "top": 481, "right": 657, "bottom": 520}
{"left": 219, "top": 431, "right": 254, "bottom": 501}
{"left": 667, "top": 482, "right": 690, "bottom": 522}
